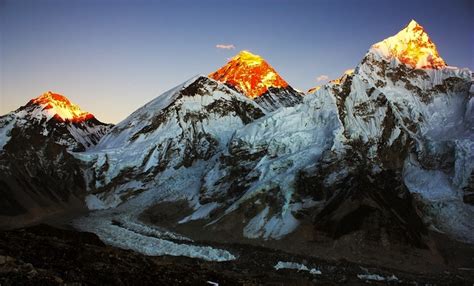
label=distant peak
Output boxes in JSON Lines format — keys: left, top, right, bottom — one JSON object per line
{"left": 402, "top": 19, "right": 426, "bottom": 36}
{"left": 209, "top": 50, "right": 289, "bottom": 98}
{"left": 343, "top": 69, "right": 355, "bottom": 76}
{"left": 372, "top": 20, "right": 446, "bottom": 69}
{"left": 407, "top": 19, "right": 420, "bottom": 29}
{"left": 35, "top": 91, "right": 72, "bottom": 106}
{"left": 238, "top": 50, "right": 256, "bottom": 56}
{"left": 329, "top": 69, "right": 355, "bottom": 84}
{"left": 29, "top": 91, "right": 94, "bottom": 123}
{"left": 233, "top": 50, "right": 264, "bottom": 66}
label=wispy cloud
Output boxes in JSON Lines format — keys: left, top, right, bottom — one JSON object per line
{"left": 316, "top": 75, "right": 329, "bottom": 82}
{"left": 216, "top": 44, "right": 235, "bottom": 50}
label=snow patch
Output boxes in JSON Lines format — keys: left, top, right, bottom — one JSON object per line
{"left": 404, "top": 157, "right": 474, "bottom": 242}
{"left": 274, "top": 261, "right": 322, "bottom": 275}
{"left": 404, "top": 159, "right": 459, "bottom": 201}
{"left": 85, "top": 194, "right": 108, "bottom": 210}
{"left": 357, "top": 273, "right": 398, "bottom": 282}
{"left": 0, "top": 116, "right": 16, "bottom": 150}
{"left": 179, "top": 202, "right": 220, "bottom": 224}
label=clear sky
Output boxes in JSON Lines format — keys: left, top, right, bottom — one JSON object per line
{"left": 1, "top": 0, "right": 473, "bottom": 123}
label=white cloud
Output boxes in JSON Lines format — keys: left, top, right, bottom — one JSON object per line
{"left": 216, "top": 44, "right": 235, "bottom": 50}
{"left": 316, "top": 75, "right": 329, "bottom": 82}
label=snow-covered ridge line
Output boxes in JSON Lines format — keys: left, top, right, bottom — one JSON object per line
{"left": 107, "top": 75, "right": 206, "bottom": 129}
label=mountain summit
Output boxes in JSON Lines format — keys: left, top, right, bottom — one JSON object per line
{"left": 0, "top": 91, "right": 112, "bottom": 152}
{"left": 371, "top": 20, "right": 446, "bottom": 69}
{"left": 209, "top": 50, "right": 303, "bottom": 112}
{"left": 209, "top": 50, "right": 289, "bottom": 98}
{"left": 27, "top": 91, "right": 95, "bottom": 123}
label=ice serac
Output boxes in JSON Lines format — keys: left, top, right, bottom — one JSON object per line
{"left": 209, "top": 50, "right": 303, "bottom": 112}
{"left": 0, "top": 91, "right": 113, "bottom": 227}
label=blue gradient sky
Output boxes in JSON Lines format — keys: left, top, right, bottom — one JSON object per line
{"left": 1, "top": 0, "right": 473, "bottom": 123}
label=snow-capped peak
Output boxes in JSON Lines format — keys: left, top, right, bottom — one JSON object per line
{"left": 209, "top": 50, "right": 289, "bottom": 98}
{"left": 0, "top": 91, "right": 113, "bottom": 151}
{"left": 308, "top": 69, "right": 355, "bottom": 93}
{"left": 371, "top": 19, "right": 446, "bottom": 69}
{"left": 27, "top": 91, "right": 94, "bottom": 123}
{"left": 329, "top": 69, "right": 355, "bottom": 84}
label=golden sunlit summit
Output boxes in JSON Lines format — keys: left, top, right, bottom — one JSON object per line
{"left": 209, "top": 50, "right": 289, "bottom": 98}
{"left": 29, "top": 91, "right": 95, "bottom": 123}
{"left": 373, "top": 20, "right": 446, "bottom": 69}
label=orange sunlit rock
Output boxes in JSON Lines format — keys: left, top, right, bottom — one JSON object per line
{"left": 29, "top": 91, "right": 95, "bottom": 123}
{"left": 373, "top": 20, "right": 446, "bottom": 69}
{"left": 209, "top": 50, "right": 289, "bottom": 98}
{"left": 307, "top": 85, "right": 322, "bottom": 94}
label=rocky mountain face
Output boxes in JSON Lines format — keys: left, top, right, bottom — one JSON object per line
{"left": 0, "top": 92, "right": 112, "bottom": 227}
{"left": 79, "top": 76, "right": 265, "bottom": 209}
{"left": 209, "top": 50, "right": 303, "bottom": 112}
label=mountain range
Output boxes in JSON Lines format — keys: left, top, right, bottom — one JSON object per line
{"left": 1, "top": 20, "right": 473, "bottom": 276}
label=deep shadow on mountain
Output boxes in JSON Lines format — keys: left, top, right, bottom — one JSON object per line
{"left": 0, "top": 125, "right": 87, "bottom": 228}
{"left": 313, "top": 169, "right": 427, "bottom": 248}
